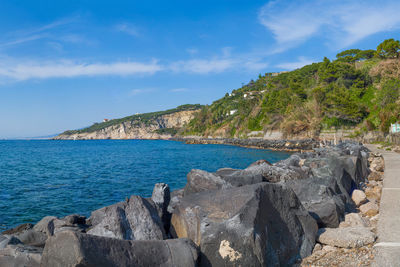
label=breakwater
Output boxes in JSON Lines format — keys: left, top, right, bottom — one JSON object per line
{"left": 0, "top": 142, "right": 383, "bottom": 266}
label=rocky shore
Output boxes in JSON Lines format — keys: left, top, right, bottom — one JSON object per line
{"left": 172, "top": 137, "right": 321, "bottom": 151}
{"left": 0, "top": 142, "right": 383, "bottom": 266}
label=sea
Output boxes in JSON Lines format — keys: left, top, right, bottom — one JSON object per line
{"left": 0, "top": 139, "right": 290, "bottom": 230}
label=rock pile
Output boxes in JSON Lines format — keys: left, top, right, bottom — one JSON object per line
{"left": 301, "top": 148, "right": 384, "bottom": 266}
{"left": 0, "top": 143, "right": 379, "bottom": 267}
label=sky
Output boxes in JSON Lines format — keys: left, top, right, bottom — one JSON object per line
{"left": 1, "top": 0, "right": 400, "bottom": 138}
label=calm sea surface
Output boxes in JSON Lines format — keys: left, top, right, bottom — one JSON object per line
{"left": 0, "top": 140, "right": 290, "bottom": 230}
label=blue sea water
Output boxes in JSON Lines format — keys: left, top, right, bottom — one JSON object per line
{"left": 0, "top": 140, "right": 290, "bottom": 230}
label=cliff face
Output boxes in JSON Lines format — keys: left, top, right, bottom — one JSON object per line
{"left": 54, "top": 110, "right": 198, "bottom": 140}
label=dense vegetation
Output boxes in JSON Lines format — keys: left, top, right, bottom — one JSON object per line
{"left": 62, "top": 104, "right": 202, "bottom": 134}
{"left": 182, "top": 39, "right": 400, "bottom": 138}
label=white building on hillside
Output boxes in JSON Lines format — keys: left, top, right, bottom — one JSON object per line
{"left": 390, "top": 122, "right": 400, "bottom": 133}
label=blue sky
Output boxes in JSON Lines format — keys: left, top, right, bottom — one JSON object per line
{"left": 1, "top": 0, "right": 400, "bottom": 138}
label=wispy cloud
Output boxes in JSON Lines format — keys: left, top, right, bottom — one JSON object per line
{"left": 170, "top": 88, "right": 188, "bottom": 92}
{"left": 276, "top": 56, "right": 314, "bottom": 70}
{"left": 170, "top": 58, "right": 236, "bottom": 74}
{"left": 115, "top": 23, "right": 140, "bottom": 37}
{"left": 0, "top": 59, "right": 162, "bottom": 80}
{"left": 259, "top": 0, "right": 400, "bottom": 52}
{"left": 129, "top": 88, "right": 155, "bottom": 96}
{"left": 0, "top": 16, "right": 80, "bottom": 48}
{"left": 170, "top": 47, "right": 268, "bottom": 74}
{"left": 186, "top": 48, "right": 198, "bottom": 55}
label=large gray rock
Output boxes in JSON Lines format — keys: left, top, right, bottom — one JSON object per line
{"left": 87, "top": 195, "right": 166, "bottom": 240}
{"left": 0, "top": 244, "right": 42, "bottom": 267}
{"left": 1, "top": 223, "right": 33, "bottom": 235}
{"left": 13, "top": 229, "right": 47, "bottom": 247}
{"left": 0, "top": 235, "right": 22, "bottom": 249}
{"left": 151, "top": 183, "right": 171, "bottom": 233}
{"left": 41, "top": 231, "right": 199, "bottom": 267}
{"left": 286, "top": 177, "right": 346, "bottom": 228}
{"left": 339, "top": 213, "right": 369, "bottom": 228}
{"left": 184, "top": 169, "right": 231, "bottom": 195}
{"left": 167, "top": 188, "right": 184, "bottom": 214}
{"left": 33, "top": 215, "right": 88, "bottom": 238}
{"left": 184, "top": 162, "right": 305, "bottom": 196}
{"left": 2, "top": 222, "right": 48, "bottom": 248}
{"left": 33, "top": 216, "right": 57, "bottom": 236}
{"left": 171, "top": 182, "right": 318, "bottom": 266}
{"left": 317, "top": 227, "right": 375, "bottom": 248}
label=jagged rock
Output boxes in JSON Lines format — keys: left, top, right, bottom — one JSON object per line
{"left": 313, "top": 243, "right": 322, "bottom": 253}
{"left": 317, "top": 227, "right": 375, "bottom": 248}
{"left": 247, "top": 159, "right": 271, "bottom": 167}
{"left": 339, "top": 213, "right": 369, "bottom": 228}
{"left": 87, "top": 195, "right": 166, "bottom": 240}
{"left": 0, "top": 235, "right": 22, "bottom": 249}
{"left": 167, "top": 189, "right": 184, "bottom": 214}
{"left": 13, "top": 229, "right": 47, "bottom": 247}
{"left": 365, "top": 186, "right": 382, "bottom": 203}
{"left": 151, "top": 183, "right": 171, "bottom": 233}
{"left": 370, "top": 157, "right": 384, "bottom": 172}
{"left": 185, "top": 162, "right": 305, "bottom": 196}
{"left": 0, "top": 244, "right": 42, "bottom": 267}
{"left": 33, "top": 216, "right": 57, "bottom": 236}
{"left": 359, "top": 202, "right": 379, "bottom": 217}
{"left": 286, "top": 177, "right": 346, "bottom": 228}
{"left": 215, "top": 167, "right": 267, "bottom": 186}
{"left": 41, "top": 231, "right": 199, "bottom": 267}
{"left": 352, "top": 190, "right": 367, "bottom": 206}
{"left": 368, "top": 171, "right": 383, "bottom": 181}
{"left": 62, "top": 214, "right": 86, "bottom": 225}
{"left": 171, "top": 182, "right": 318, "bottom": 266}
{"left": 184, "top": 169, "right": 231, "bottom": 195}
{"left": 1, "top": 223, "right": 33, "bottom": 235}
{"left": 33, "top": 215, "right": 87, "bottom": 237}
{"left": 1, "top": 222, "right": 47, "bottom": 248}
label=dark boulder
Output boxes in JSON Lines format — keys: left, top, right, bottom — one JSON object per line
{"left": 33, "top": 215, "right": 88, "bottom": 238}
{"left": 286, "top": 177, "right": 346, "bottom": 228}
{"left": 167, "top": 188, "right": 184, "bottom": 214}
{"left": 151, "top": 183, "right": 171, "bottom": 233}
{"left": 184, "top": 169, "right": 231, "bottom": 195}
{"left": 0, "top": 244, "right": 42, "bottom": 267}
{"left": 87, "top": 195, "right": 166, "bottom": 240}
{"left": 184, "top": 162, "right": 305, "bottom": 196}
{"left": 13, "top": 229, "right": 47, "bottom": 247}
{"left": 171, "top": 182, "right": 317, "bottom": 266}
{"left": 41, "top": 231, "right": 199, "bottom": 267}
{"left": 1, "top": 223, "right": 33, "bottom": 235}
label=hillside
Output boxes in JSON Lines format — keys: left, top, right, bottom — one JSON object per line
{"left": 56, "top": 39, "right": 400, "bottom": 141}
{"left": 54, "top": 104, "right": 201, "bottom": 140}
{"left": 182, "top": 39, "right": 400, "bottom": 140}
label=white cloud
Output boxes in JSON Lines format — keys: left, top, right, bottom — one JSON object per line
{"left": 170, "top": 88, "right": 188, "bottom": 92}
{"left": 259, "top": 0, "right": 400, "bottom": 51}
{"left": 115, "top": 23, "right": 140, "bottom": 37}
{"left": 170, "top": 53, "right": 268, "bottom": 74}
{"left": 129, "top": 88, "right": 154, "bottom": 96}
{"left": 0, "top": 16, "right": 80, "bottom": 48}
{"left": 276, "top": 56, "right": 314, "bottom": 70}
{"left": 186, "top": 48, "right": 198, "bottom": 55}
{"left": 170, "top": 58, "right": 236, "bottom": 74}
{"left": 0, "top": 59, "right": 162, "bottom": 80}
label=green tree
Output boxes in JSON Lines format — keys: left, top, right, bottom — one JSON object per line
{"left": 356, "top": 49, "right": 375, "bottom": 60}
{"left": 336, "top": 49, "right": 361, "bottom": 62}
{"left": 376, "top": 39, "right": 400, "bottom": 58}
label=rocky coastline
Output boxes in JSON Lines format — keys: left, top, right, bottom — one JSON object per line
{"left": 0, "top": 142, "right": 384, "bottom": 266}
{"left": 172, "top": 137, "right": 321, "bottom": 151}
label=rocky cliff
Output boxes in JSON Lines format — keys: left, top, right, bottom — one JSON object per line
{"left": 54, "top": 107, "right": 199, "bottom": 140}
